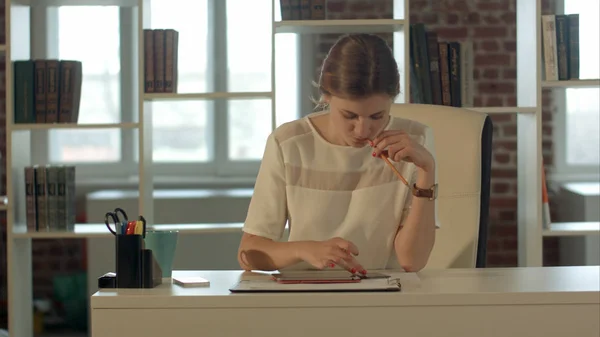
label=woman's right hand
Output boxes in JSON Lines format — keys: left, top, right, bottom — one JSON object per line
{"left": 296, "top": 237, "right": 367, "bottom": 275}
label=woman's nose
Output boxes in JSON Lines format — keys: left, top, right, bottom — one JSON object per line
{"left": 355, "top": 121, "right": 371, "bottom": 138}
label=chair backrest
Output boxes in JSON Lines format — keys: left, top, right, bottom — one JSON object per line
{"left": 389, "top": 103, "right": 493, "bottom": 268}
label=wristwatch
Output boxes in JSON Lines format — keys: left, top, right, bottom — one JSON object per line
{"left": 411, "top": 183, "right": 438, "bottom": 200}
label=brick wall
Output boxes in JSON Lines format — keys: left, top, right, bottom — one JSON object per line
{"left": 0, "top": 0, "right": 560, "bottom": 319}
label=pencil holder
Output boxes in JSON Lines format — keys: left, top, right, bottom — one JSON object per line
{"left": 115, "top": 234, "right": 144, "bottom": 288}
{"left": 141, "top": 249, "right": 163, "bottom": 288}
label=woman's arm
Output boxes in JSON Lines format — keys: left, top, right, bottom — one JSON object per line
{"left": 393, "top": 167, "right": 436, "bottom": 272}
{"left": 236, "top": 132, "right": 291, "bottom": 270}
{"left": 237, "top": 233, "right": 306, "bottom": 271}
{"left": 372, "top": 125, "right": 437, "bottom": 272}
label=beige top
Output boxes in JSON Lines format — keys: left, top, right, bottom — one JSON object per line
{"left": 242, "top": 110, "right": 439, "bottom": 269}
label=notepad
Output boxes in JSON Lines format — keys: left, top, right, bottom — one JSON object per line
{"left": 229, "top": 277, "right": 401, "bottom": 293}
{"left": 173, "top": 276, "right": 210, "bottom": 287}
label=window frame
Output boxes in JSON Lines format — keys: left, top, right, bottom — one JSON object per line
{"left": 549, "top": 0, "right": 600, "bottom": 182}
{"left": 33, "top": 0, "right": 297, "bottom": 183}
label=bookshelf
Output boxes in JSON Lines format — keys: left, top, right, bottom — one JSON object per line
{"left": 2, "top": 0, "right": 598, "bottom": 336}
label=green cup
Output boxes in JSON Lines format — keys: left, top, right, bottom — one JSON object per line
{"left": 144, "top": 230, "right": 179, "bottom": 279}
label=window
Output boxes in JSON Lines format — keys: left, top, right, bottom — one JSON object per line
{"left": 554, "top": 0, "right": 600, "bottom": 179}
{"left": 51, "top": 7, "right": 121, "bottom": 163}
{"left": 40, "top": 0, "right": 299, "bottom": 180}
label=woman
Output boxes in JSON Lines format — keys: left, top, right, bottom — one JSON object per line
{"left": 237, "top": 33, "right": 439, "bottom": 275}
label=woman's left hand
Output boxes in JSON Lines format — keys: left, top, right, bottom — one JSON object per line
{"left": 370, "top": 130, "right": 435, "bottom": 173}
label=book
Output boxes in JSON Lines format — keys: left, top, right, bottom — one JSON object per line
{"left": 13, "top": 59, "right": 82, "bottom": 124}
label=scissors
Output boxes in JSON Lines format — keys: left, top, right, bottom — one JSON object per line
{"left": 104, "top": 207, "right": 129, "bottom": 235}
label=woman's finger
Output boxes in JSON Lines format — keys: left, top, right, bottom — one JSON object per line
{"left": 372, "top": 130, "right": 406, "bottom": 145}
{"left": 393, "top": 147, "right": 412, "bottom": 162}
{"left": 372, "top": 135, "right": 404, "bottom": 157}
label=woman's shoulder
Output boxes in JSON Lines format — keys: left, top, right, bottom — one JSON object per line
{"left": 270, "top": 112, "right": 322, "bottom": 145}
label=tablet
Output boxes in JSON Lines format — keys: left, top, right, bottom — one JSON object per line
{"left": 271, "top": 271, "right": 390, "bottom": 284}
{"left": 272, "top": 271, "right": 360, "bottom": 284}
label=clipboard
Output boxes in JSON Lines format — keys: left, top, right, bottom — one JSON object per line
{"left": 229, "top": 272, "right": 401, "bottom": 293}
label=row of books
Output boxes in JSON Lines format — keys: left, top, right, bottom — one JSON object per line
{"left": 24, "top": 165, "right": 76, "bottom": 232}
{"left": 13, "top": 59, "right": 82, "bottom": 124}
{"left": 541, "top": 14, "right": 580, "bottom": 81}
{"left": 409, "top": 23, "right": 474, "bottom": 107}
{"left": 280, "top": 0, "right": 326, "bottom": 20}
{"left": 143, "top": 29, "right": 179, "bottom": 93}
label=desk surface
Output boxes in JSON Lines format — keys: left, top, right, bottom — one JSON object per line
{"left": 91, "top": 266, "right": 600, "bottom": 309}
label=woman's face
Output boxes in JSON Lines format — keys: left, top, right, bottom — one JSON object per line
{"left": 327, "top": 94, "right": 393, "bottom": 147}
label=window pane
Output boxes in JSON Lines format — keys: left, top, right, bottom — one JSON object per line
{"left": 147, "top": 0, "right": 210, "bottom": 162}
{"left": 275, "top": 33, "right": 300, "bottom": 127}
{"left": 565, "top": 88, "right": 599, "bottom": 165}
{"left": 228, "top": 99, "right": 272, "bottom": 160}
{"left": 564, "top": 0, "right": 600, "bottom": 166}
{"left": 151, "top": 101, "right": 211, "bottom": 161}
{"left": 50, "top": 7, "right": 121, "bottom": 163}
{"left": 226, "top": 0, "right": 272, "bottom": 92}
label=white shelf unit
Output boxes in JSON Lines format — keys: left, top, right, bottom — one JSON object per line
{"left": 2, "top": 0, "right": 597, "bottom": 336}
{"left": 3, "top": 0, "right": 278, "bottom": 335}
{"left": 536, "top": 0, "right": 600, "bottom": 240}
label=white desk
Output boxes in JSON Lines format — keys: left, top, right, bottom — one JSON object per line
{"left": 91, "top": 266, "right": 600, "bottom": 337}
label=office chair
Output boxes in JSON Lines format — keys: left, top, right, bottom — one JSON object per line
{"left": 387, "top": 103, "right": 493, "bottom": 269}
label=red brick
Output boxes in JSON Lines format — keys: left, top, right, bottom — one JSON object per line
{"left": 482, "top": 68, "right": 499, "bottom": 79}
{"left": 477, "top": 1, "right": 510, "bottom": 11}
{"left": 506, "top": 95, "right": 517, "bottom": 106}
{"left": 499, "top": 210, "right": 516, "bottom": 221}
{"left": 444, "top": 0, "right": 469, "bottom": 12}
{"left": 503, "top": 69, "right": 516, "bottom": 79}
{"left": 501, "top": 12, "right": 516, "bottom": 24}
{"left": 350, "top": 2, "right": 375, "bottom": 13}
{"left": 481, "top": 40, "right": 500, "bottom": 52}
{"left": 436, "top": 27, "right": 468, "bottom": 40}
{"left": 491, "top": 224, "right": 518, "bottom": 237}
{"left": 502, "top": 238, "right": 518, "bottom": 250}
{"left": 487, "top": 253, "right": 518, "bottom": 266}
{"left": 327, "top": 0, "right": 346, "bottom": 13}
{"left": 486, "top": 96, "right": 504, "bottom": 106}
{"left": 478, "top": 82, "right": 515, "bottom": 95}
{"left": 474, "top": 26, "right": 507, "bottom": 38}
{"left": 446, "top": 13, "right": 459, "bottom": 24}
{"left": 493, "top": 140, "right": 517, "bottom": 151}
{"left": 490, "top": 114, "right": 514, "bottom": 123}
{"left": 466, "top": 12, "right": 480, "bottom": 24}
{"left": 503, "top": 125, "right": 517, "bottom": 136}
{"left": 492, "top": 180, "right": 510, "bottom": 192}
{"left": 475, "top": 54, "right": 511, "bottom": 66}
{"left": 491, "top": 168, "right": 518, "bottom": 178}
{"left": 481, "top": 15, "right": 501, "bottom": 25}
{"left": 494, "top": 153, "right": 511, "bottom": 164}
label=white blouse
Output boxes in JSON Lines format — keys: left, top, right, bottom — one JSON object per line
{"left": 242, "top": 110, "right": 439, "bottom": 270}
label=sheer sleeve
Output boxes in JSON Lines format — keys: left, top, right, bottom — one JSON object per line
{"left": 242, "top": 133, "right": 288, "bottom": 241}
